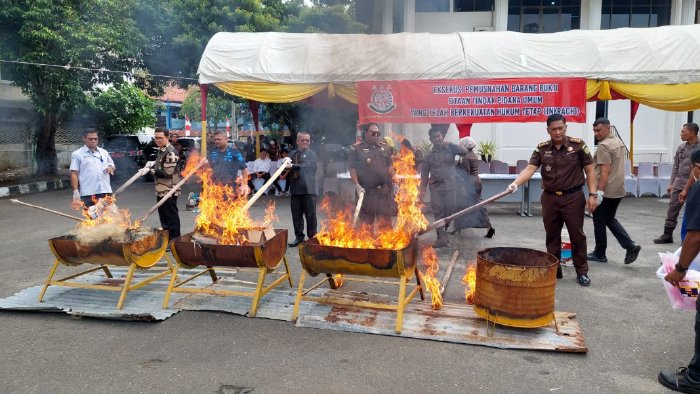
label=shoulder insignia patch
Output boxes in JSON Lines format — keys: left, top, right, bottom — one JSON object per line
{"left": 537, "top": 141, "right": 549, "bottom": 148}
{"left": 569, "top": 137, "right": 582, "bottom": 144}
{"left": 583, "top": 145, "right": 590, "bottom": 154}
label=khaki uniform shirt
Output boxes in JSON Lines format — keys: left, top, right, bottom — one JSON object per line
{"left": 671, "top": 140, "right": 700, "bottom": 191}
{"left": 529, "top": 136, "right": 593, "bottom": 192}
{"left": 594, "top": 135, "right": 626, "bottom": 198}
{"left": 347, "top": 141, "right": 393, "bottom": 189}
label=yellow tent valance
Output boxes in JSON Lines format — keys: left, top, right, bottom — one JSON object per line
{"left": 586, "top": 80, "right": 700, "bottom": 111}
{"left": 215, "top": 80, "right": 700, "bottom": 112}
{"left": 215, "top": 82, "right": 358, "bottom": 104}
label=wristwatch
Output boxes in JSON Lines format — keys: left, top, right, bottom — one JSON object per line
{"left": 588, "top": 193, "right": 597, "bottom": 197}
{"left": 675, "top": 263, "right": 689, "bottom": 273}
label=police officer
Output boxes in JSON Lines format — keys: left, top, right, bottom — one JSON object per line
{"left": 509, "top": 114, "right": 598, "bottom": 286}
{"left": 208, "top": 130, "right": 250, "bottom": 195}
{"left": 153, "top": 128, "right": 181, "bottom": 240}
{"left": 420, "top": 127, "right": 467, "bottom": 247}
{"left": 348, "top": 123, "right": 395, "bottom": 231}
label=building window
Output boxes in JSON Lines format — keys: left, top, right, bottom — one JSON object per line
{"left": 416, "top": 0, "right": 450, "bottom": 12}
{"left": 171, "top": 112, "right": 179, "bottom": 119}
{"left": 454, "top": 0, "right": 494, "bottom": 12}
{"left": 508, "top": 1, "right": 580, "bottom": 33}
{"left": 601, "top": 0, "right": 671, "bottom": 29}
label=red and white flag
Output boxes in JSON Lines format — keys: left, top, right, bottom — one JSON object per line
{"left": 225, "top": 118, "right": 231, "bottom": 139}
{"left": 184, "top": 115, "right": 191, "bottom": 137}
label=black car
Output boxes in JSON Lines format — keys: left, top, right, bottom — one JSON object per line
{"left": 102, "top": 135, "right": 144, "bottom": 179}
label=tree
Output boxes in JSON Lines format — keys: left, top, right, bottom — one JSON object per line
{"left": 0, "top": 0, "right": 147, "bottom": 175}
{"left": 180, "top": 85, "right": 238, "bottom": 127}
{"left": 286, "top": 3, "right": 366, "bottom": 33}
{"left": 89, "top": 84, "right": 156, "bottom": 136}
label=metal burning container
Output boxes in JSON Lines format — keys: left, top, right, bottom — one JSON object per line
{"left": 163, "top": 229, "right": 292, "bottom": 317}
{"left": 473, "top": 247, "right": 559, "bottom": 328}
{"left": 293, "top": 238, "right": 424, "bottom": 334}
{"left": 42, "top": 229, "right": 171, "bottom": 309}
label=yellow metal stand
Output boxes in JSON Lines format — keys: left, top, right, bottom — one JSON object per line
{"left": 291, "top": 267, "right": 424, "bottom": 334}
{"left": 38, "top": 256, "right": 175, "bottom": 310}
{"left": 162, "top": 256, "right": 293, "bottom": 317}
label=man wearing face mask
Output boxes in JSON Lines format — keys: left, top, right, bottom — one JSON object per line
{"left": 348, "top": 123, "right": 395, "bottom": 231}
{"left": 509, "top": 114, "right": 598, "bottom": 287}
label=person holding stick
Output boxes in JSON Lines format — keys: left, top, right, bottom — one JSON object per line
{"left": 152, "top": 128, "right": 181, "bottom": 240}
{"left": 288, "top": 132, "right": 318, "bottom": 247}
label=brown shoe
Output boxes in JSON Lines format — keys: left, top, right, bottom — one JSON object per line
{"left": 654, "top": 234, "right": 673, "bottom": 244}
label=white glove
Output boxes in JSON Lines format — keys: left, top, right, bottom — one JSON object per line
{"left": 596, "top": 190, "right": 604, "bottom": 205}
{"left": 72, "top": 190, "right": 80, "bottom": 200}
{"left": 354, "top": 184, "right": 365, "bottom": 195}
{"left": 507, "top": 182, "right": 518, "bottom": 193}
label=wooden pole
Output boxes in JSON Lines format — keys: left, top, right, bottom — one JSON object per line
{"left": 11, "top": 199, "right": 85, "bottom": 222}
{"left": 351, "top": 191, "right": 365, "bottom": 227}
{"left": 242, "top": 157, "right": 292, "bottom": 211}
{"left": 440, "top": 250, "right": 459, "bottom": 296}
{"left": 112, "top": 161, "right": 155, "bottom": 196}
{"left": 419, "top": 188, "right": 513, "bottom": 236}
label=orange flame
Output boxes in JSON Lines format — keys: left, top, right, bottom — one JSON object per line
{"left": 420, "top": 245, "right": 443, "bottom": 310}
{"left": 186, "top": 150, "right": 276, "bottom": 245}
{"left": 77, "top": 195, "right": 134, "bottom": 230}
{"left": 462, "top": 262, "right": 477, "bottom": 305}
{"left": 315, "top": 146, "right": 427, "bottom": 249}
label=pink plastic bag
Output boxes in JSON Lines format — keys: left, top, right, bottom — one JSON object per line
{"left": 657, "top": 252, "right": 700, "bottom": 311}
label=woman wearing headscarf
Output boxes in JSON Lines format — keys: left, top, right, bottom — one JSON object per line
{"left": 452, "top": 136, "right": 495, "bottom": 238}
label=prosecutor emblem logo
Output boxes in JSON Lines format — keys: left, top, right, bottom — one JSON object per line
{"left": 368, "top": 85, "right": 396, "bottom": 114}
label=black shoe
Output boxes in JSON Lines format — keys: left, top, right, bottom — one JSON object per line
{"left": 624, "top": 243, "right": 642, "bottom": 264}
{"left": 288, "top": 238, "right": 304, "bottom": 247}
{"left": 586, "top": 252, "right": 608, "bottom": 263}
{"left": 577, "top": 274, "right": 591, "bottom": 286}
{"left": 654, "top": 233, "right": 674, "bottom": 244}
{"left": 556, "top": 265, "right": 563, "bottom": 279}
{"left": 485, "top": 227, "right": 495, "bottom": 238}
{"left": 658, "top": 367, "right": 700, "bottom": 393}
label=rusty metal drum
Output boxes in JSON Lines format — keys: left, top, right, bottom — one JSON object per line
{"left": 170, "top": 229, "right": 288, "bottom": 270}
{"left": 48, "top": 229, "right": 168, "bottom": 269}
{"left": 298, "top": 238, "right": 419, "bottom": 279}
{"left": 473, "top": 247, "right": 559, "bottom": 328}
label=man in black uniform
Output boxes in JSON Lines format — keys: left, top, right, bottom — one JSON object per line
{"left": 658, "top": 149, "right": 700, "bottom": 393}
{"left": 420, "top": 127, "right": 467, "bottom": 248}
{"left": 348, "top": 123, "right": 395, "bottom": 232}
{"left": 288, "top": 132, "right": 318, "bottom": 247}
{"left": 509, "top": 114, "right": 598, "bottom": 286}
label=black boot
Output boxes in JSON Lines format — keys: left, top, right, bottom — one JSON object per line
{"left": 433, "top": 229, "right": 449, "bottom": 248}
{"left": 485, "top": 227, "right": 495, "bottom": 238}
{"left": 556, "top": 265, "right": 563, "bottom": 279}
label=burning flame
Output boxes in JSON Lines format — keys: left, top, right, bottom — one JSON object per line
{"left": 315, "top": 146, "right": 427, "bottom": 249}
{"left": 78, "top": 195, "right": 133, "bottom": 229}
{"left": 462, "top": 263, "right": 477, "bottom": 305}
{"left": 421, "top": 245, "right": 443, "bottom": 310}
{"left": 186, "top": 151, "right": 277, "bottom": 245}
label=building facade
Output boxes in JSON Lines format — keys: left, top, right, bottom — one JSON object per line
{"left": 356, "top": 0, "right": 700, "bottom": 165}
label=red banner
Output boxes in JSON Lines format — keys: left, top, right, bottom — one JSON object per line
{"left": 357, "top": 78, "right": 587, "bottom": 124}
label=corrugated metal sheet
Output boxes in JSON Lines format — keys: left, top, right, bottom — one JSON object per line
{"left": 0, "top": 267, "right": 586, "bottom": 352}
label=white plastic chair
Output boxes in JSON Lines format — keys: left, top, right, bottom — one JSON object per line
{"left": 477, "top": 160, "right": 490, "bottom": 174}
{"left": 623, "top": 160, "right": 638, "bottom": 197}
{"left": 637, "top": 161, "right": 660, "bottom": 197}
{"left": 490, "top": 160, "right": 509, "bottom": 174}
{"left": 658, "top": 162, "right": 673, "bottom": 197}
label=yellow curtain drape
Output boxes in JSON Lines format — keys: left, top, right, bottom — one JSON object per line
{"left": 587, "top": 80, "right": 700, "bottom": 111}
{"left": 214, "top": 82, "right": 357, "bottom": 104}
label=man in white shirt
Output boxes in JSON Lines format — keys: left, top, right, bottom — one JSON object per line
{"left": 248, "top": 149, "right": 282, "bottom": 195}
{"left": 70, "top": 129, "right": 115, "bottom": 209}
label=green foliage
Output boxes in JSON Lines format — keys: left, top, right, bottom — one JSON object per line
{"left": 286, "top": 4, "right": 366, "bottom": 33}
{"left": 89, "top": 84, "right": 156, "bottom": 136}
{"left": 180, "top": 85, "right": 233, "bottom": 126}
{"left": 476, "top": 140, "right": 499, "bottom": 158}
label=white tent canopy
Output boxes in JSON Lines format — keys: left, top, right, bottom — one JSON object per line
{"left": 198, "top": 25, "right": 700, "bottom": 86}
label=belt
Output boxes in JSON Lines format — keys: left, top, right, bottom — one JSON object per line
{"left": 544, "top": 186, "right": 582, "bottom": 196}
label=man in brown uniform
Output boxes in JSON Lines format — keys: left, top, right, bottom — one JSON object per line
{"left": 654, "top": 122, "right": 700, "bottom": 244}
{"left": 587, "top": 118, "right": 641, "bottom": 264}
{"left": 509, "top": 114, "right": 598, "bottom": 286}
{"left": 348, "top": 123, "right": 395, "bottom": 231}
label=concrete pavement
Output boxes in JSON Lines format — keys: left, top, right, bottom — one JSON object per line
{"left": 0, "top": 181, "right": 692, "bottom": 393}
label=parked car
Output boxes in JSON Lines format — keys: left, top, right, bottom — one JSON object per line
{"left": 178, "top": 137, "right": 201, "bottom": 160}
{"left": 102, "top": 135, "right": 144, "bottom": 180}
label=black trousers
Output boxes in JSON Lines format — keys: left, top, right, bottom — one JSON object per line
{"left": 157, "top": 195, "right": 180, "bottom": 239}
{"left": 592, "top": 197, "right": 634, "bottom": 255}
{"left": 291, "top": 194, "right": 317, "bottom": 239}
{"left": 430, "top": 187, "right": 456, "bottom": 226}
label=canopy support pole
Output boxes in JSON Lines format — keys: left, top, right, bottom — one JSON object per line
{"left": 200, "top": 84, "right": 209, "bottom": 157}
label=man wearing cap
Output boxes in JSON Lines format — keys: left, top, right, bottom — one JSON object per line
{"left": 348, "top": 123, "right": 395, "bottom": 231}
{"left": 509, "top": 114, "right": 598, "bottom": 287}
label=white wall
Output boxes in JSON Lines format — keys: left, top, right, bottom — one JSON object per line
{"left": 415, "top": 12, "right": 493, "bottom": 33}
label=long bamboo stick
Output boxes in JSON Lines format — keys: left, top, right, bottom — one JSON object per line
{"left": 113, "top": 160, "right": 155, "bottom": 196}
{"left": 11, "top": 199, "right": 85, "bottom": 222}
{"left": 419, "top": 188, "right": 513, "bottom": 236}
{"left": 242, "top": 157, "right": 292, "bottom": 211}
{"left": 351, "top": 190, "right": 365, "bottom": 227}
